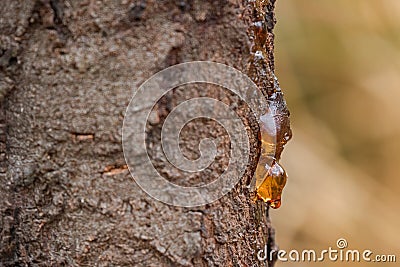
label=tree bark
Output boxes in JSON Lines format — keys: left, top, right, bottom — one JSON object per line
{"left": 0, "top": 0, "right": 290, "bottom": 266}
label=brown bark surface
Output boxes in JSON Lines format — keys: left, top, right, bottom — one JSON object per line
{"left": 0, "top": 0, "right": 290, "bottom": 266}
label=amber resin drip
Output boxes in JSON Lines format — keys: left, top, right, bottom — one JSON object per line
{"left": 250, "top": 113, "right": 287, "bottom": 209}
{"left": 255, "top": 162, "right": 286, "bottom": 209}
{"left": 246, "top": 0, "right": 292, "bottom": 208}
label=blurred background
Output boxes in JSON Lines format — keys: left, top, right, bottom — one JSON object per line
{"left": 272, "top": 0, "right": 400, "bottom": 266}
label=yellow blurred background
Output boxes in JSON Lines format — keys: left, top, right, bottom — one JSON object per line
{"left": 272, "top": 0, "right": 400, "bottom": 266}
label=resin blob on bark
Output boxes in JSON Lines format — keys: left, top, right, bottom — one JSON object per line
{"left": 246, "top": 0, "right": 292, "bottom": 209}
{"left": 251, "top": 113, "right": 287, "bottom": 209}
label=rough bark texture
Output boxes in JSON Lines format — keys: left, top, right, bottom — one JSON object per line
{"left": 0, "top": 0, "right": 290, "bottom": 266}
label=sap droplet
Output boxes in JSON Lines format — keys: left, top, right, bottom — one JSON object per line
{"left": 251, "top": 112, "right": 288, "bottom": 209}
{"left": 255, "top": 162, "right": 287, "bottom": 209}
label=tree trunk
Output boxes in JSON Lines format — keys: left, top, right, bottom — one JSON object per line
{"left": 0, "top": 0, "right": 290, "bottom": 266}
